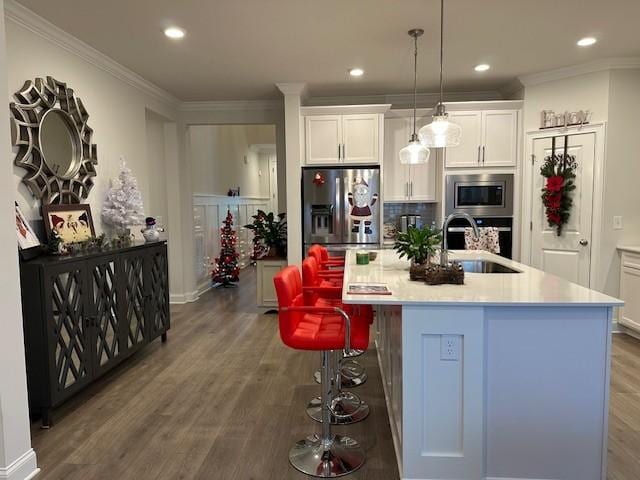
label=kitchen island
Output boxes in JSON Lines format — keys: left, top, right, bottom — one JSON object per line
{"left": 342, "top": 249, "right": 622, "bottom": 480}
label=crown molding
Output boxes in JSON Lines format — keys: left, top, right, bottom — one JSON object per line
{"left": 179, "top": 99, "right": 282, "bottom": 112}
{"left": 305, "top": 90, "right": 502, "bottom": 108}
{"left": 276, "top": 82, "right": 307, "bottom": 96}
{"left": 519, "top": 57, "right": 640, "bottom": 87}
{"left": 4, "top": 0, "right": 180, "bottom": 108}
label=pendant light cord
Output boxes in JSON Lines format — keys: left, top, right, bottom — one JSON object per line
{"left": 439, "top": 0, "right": 444, "bottom": 107}
{"left": 412, "top": 33, "right": 418, "bottom": 136}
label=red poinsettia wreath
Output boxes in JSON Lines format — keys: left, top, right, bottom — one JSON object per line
{"left": 540, "top": 150, "right": 577, "bottom": 236}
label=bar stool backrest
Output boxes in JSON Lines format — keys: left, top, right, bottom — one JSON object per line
{"left": 273, "top": 266, "right": 304, "bottom": 346}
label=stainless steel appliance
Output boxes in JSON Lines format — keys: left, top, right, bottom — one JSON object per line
{"left": 445, "top": 174, "right": 514, "bottom": 217}
{"left": 445, "top": 174, "right": 514, "bottom": 258}
{"left": 302, "top": 166, "right": 380, "bottom": 252}
{"left": 400, "top": 214, "right": 423, "bottom": 233}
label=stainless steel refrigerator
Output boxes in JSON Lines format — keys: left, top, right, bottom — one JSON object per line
{"left": 302, "top": 166, "right": 380, "bottom": 253}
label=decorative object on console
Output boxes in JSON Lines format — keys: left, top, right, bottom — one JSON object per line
{"left": 418, "top": 0, "right": 462, "bottom": 148}
{"left": 212, "top": 209, "right": 240, "bottom": 287}
{"left": 540, "top": 109, "right": 591, "bottom": 130}
{"left": 102, "top": 159, "right": 145, "bottom": 236}
{"left": 540, "top": 135, "right": 577, "bottom": 236}
{"left": 42, "top": 203, "right": 95, "bottom": 245}
{"left": 383, "top": 223, "right": 398, "bottom": 241}
{"left": 141, "top": 217, "right": 163, "bottom": 243}
{"left": 424, "top": 261, "right": 464, "bottom": 285}
{"left": 10, "top": 76, "right": 98, "bottom": 204}
{"left": 15, "top": 202, "right": 42, "bottom": 259}
{"left": 393, "top": 224, "right": 442, "bottom": 281}
{"left": 244, "top": 209, "right": 287, "bottom": 259}
{"left": 399, "top": 28, "right": 430, "bottom": 165}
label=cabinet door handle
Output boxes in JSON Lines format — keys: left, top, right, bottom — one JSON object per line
{"left": 338, "top": 144, "right": 341, "bottom": 160}
{"left": 342, "top": 144, "right": 346, "bottom": 159}
{"left": 482, "top": 146, "right": 486, "bottom": 163}
{"left": 477, "top": 146, "right": 481, "bottom": 163}
{"left": 410, "top": 182, "right": 413, "bottom": 198}
{"left": 405, "top": 182, "right": 408, "bottom": 198}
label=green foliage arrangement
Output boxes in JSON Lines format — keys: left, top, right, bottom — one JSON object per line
{"left": 393, "top": 225, "right": 442, "bottom": 265}
{"left": 244, "top": 210, "right": 287, "bottom": 258}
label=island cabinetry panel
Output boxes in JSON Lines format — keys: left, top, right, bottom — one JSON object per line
{"left": 19, "top": 242, "right": 170, "bottom": 426}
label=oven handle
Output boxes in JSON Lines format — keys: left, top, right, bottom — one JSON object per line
{"left": 447, "top": 226, "right": 512, "bottom": 233}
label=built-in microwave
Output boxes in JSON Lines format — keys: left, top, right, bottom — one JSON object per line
{"left": 445, "top": 174, "right": 514, "bottom": 217}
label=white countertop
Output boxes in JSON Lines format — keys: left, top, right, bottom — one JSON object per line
{"left": 618, "top": 245, "right": 640, "bottom": 254}
{"left": 342, "top": 249, "right": 623, "bottom": 307}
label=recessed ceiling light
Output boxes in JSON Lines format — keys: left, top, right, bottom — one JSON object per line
{"left": 474, "top": 64, "right": 490, "bottom": 72}
{"left": 349, "top": 68, "right": 364, "bottom": 77}
{"left": 164, "top": 27, "right": 185, "bottom": 39}
{"left": 577, "top": 37, "right": 597, "bottom": 47}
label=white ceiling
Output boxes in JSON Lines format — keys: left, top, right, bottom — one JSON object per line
{"left": 13, "top": 0, "right": 640, "bottom": 102}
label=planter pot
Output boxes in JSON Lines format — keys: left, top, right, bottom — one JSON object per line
{"left": 410, "top": 259, "right": 430, "bottom": 281}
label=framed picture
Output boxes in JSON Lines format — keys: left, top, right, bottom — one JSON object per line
{"left": 42, "top": 204, "right": 95, "bottom": 244}
{"left": 16, "top": 202, "right": 41, "bottom": 252}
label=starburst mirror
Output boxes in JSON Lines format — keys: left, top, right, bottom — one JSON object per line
{"left": 10, "top": 76, "right": 98, "bottom": 204}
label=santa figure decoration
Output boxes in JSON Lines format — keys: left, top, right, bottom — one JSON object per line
{"left": 348, "top": 176, "right": 378, "bottom": 235}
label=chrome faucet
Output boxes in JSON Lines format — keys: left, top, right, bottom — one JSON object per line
{"left": 441, "top": 212, "right": 480, "bottom": 266}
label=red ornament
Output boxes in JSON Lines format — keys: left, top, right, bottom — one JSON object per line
{"left": 312, "top": 172, "right": 325, "bottom": 186}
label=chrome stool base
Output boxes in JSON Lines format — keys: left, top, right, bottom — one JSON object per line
{"left": 306, "top": 392, "right": 370, "bottom": 425}
{"left": 343, "top": 348, "right": 364, "bottom": 358}
{"left": 289, "top": 434, "right": 365, "bottom": 478}
{"left": 314, "top": 361, "right": 367, "bottom": 387}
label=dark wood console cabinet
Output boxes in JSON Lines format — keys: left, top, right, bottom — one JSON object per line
{"left": 19, "top": 242, "right": 170, "bottom": 427}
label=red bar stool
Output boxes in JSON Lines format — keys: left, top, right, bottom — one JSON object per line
{"left": 302, "top": 257, "right": 370, "bottom": 392}
{"left": 308, "top": 244, "right": 345, "bottom": 271}
{"left": 274, "top": 266, "right": 366, "bottom": 477}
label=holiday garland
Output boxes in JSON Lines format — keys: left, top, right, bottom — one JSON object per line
{"left": 540, "top": 136, "right": 577, "bottom": 236}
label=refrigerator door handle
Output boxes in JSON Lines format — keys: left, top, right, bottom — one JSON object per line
{"left": 335, "top": 176, "right": 341, "bottom": 239}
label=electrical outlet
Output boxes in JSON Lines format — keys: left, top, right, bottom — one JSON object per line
{"left": 440, "top": 335, "right": 461, "bottom": 361}
{"left": 613, "top": 216, "right": 623, "bottom": 230}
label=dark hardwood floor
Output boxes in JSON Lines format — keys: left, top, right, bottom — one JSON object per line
{"left": 31, "top": 267, "right": 399, "bottom": 479}
{"left": 30, "top": 266, "right": 640, "bottom": 479}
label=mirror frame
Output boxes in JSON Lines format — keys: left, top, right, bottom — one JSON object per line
{"left": 10, "top": 76, "right": 98, "bottom": 204}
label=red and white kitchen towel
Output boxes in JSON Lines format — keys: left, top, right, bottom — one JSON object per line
{"left": 464, "top": 227, "right": 500, "bottom": 254}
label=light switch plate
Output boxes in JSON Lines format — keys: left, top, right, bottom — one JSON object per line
{"left": 613, "top": 216, "right": 623, "bottom": 230}
{"left": 440, "top": 335, "right": 461, "bottom": 361}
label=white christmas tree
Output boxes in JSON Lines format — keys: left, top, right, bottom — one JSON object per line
{"left": 102, "top": 158, "right": 145, "bottom": 232}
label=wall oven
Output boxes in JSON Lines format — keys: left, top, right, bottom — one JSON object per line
{"left": 445, "top": 174, "right": 513, "bottom": 217}
{"left": 445, "top": 174, "right": 514, "bottom": 259}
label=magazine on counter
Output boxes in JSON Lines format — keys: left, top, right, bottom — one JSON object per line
{"left": 348, "top": 283, "right": 392, "bottom": 295}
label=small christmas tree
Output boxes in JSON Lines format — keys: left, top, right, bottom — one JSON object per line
{"left": 102, "top": 159, "right": 145, "bottom": 234}
{"left": 212, "top": 210, "right": 240, "bottom": 287}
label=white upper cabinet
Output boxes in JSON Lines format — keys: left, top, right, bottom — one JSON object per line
{"left": 383, "top": 114, "right": 436, "bottom": 202}
{"left": 305, "top": 115, "right": 342, "bottom": 165}
{"left": 443, "top": 111, "right": 483, "bottom": 168}
{"left": 444, "top": 109, "right": 518, "bottom": 169}
{"left": 482, "top": 110, "right": 518, "bottom": 167}
{"left": 342, "top": 114, "right": 379, "bottom": 164}
{"left": 304, "top": 112, "right": 381, "bottom": 165}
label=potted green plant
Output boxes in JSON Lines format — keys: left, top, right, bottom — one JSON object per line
{"left": 244, "top": 210, "right": 287, "bottom": 258}
{"left": 393, "top": 225, "right": 442, "bottom": 281}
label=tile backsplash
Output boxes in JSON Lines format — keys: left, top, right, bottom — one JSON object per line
{"left": 383, "top": 202, "right": 438, "bottom": 231}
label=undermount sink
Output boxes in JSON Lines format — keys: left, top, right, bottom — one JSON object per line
{"left": 457, "top": 259, "right": 521, "bottom": 274}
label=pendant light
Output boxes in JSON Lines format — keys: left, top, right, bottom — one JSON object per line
{"left": 418, "top": 0, "right": 461, "bottom": 148}
{"left": 399, "top": 29, "right": 431, "bottom": 165}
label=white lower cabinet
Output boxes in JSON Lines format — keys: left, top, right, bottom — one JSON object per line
{"left": 257, "top": 258, "right": 287, "bottom": 310}
{"left": 620, "top": 251, "right": 640, "bottom": 331}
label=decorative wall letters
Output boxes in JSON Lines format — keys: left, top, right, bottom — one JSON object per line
{"left": 540, "top": 109, "right": 591, "bottom": 130}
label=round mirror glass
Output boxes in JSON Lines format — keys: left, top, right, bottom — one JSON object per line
{"left": 39, "top": 109, "right": 81, "bottom": 179}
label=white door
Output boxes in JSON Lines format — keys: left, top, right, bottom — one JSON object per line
{"left": 342, "top": 113, "right": 379, "bottom": 164}
{"left": 305, "top": 115, "right": 342, "bottom": 165}
{"left": 444, "top": 111, "right": 483, "bottom": 168}
{"left": 530, "top": 133, "right": 595, "bottom": 287}
{"left": 482, "top": 110, "right": 517, "bottom": 167}
{"left": 269, "top": 155, "right": 278, "bottom": 213}
{"left": 383, "top": 116, "right": 410, "bottom": 201}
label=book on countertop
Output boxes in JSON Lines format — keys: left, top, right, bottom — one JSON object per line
{"left": 348, "top": 283, "right": 392, "bottom": 295}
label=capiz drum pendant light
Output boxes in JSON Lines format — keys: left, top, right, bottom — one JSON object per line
{"left": 399, "top": 29, "right": 430, "bottom": 165}
{"left": 418, "top": 0, "right": 462, "bottom": 148}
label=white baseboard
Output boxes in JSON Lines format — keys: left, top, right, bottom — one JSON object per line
{"left": 485, "top": 477, "right": 558, "bottom": 480}
{"left": 169, "top": 289, "right": 200, "bottom": 304}
{"left": 0, "top": 449, "right": 39, "bottom": 480}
